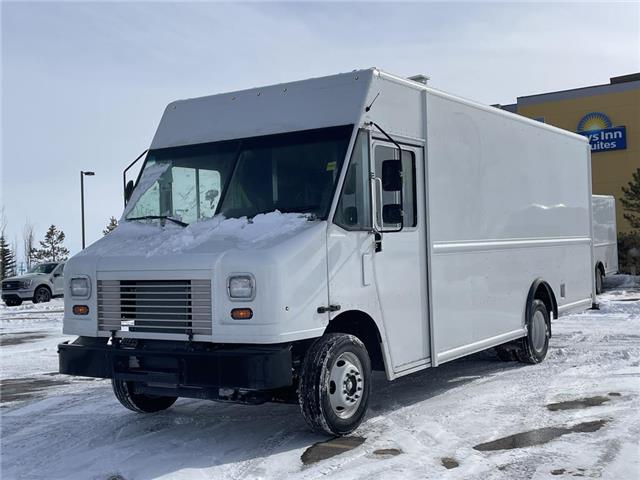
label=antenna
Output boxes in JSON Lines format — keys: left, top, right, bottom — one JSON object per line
{"left": 365, "top": 92, "right": 380, "bottom": 112}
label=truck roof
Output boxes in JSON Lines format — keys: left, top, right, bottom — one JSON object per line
{"left": 150, "top": 69, "right": 375, "bottom": 150}
{"left": 150, "top": 68, "right": 589, "bottom": 150}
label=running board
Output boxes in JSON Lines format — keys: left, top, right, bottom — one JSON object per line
{"left": 436, "top": 328, "right": 526, "bottom": 365}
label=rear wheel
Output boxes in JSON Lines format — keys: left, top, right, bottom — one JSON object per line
{"left": 515, "top": 299, "right": 550, "bottom": 364}
{"left": 595, "top": 267, "right": 604, "bottom": 295}
{"left": 112, "top": 379, "right": 177, "bottom": 413}
{"left": 33, "top": 286, "right": 51, "bottom": 304}
{"left": 495, "top": 345, "right": 515, "bottom": 362}
{"left": 298, "top": 333, "right": 371, "bottom": 436}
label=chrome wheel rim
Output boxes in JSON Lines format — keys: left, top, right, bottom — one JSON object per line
{"left": 531, "top": 310, "right": 547, "bottom": 353}
{"left": 328, "top": 352, "right": 364, "bottom": 419}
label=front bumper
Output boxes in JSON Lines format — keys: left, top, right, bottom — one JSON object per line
{"left": 2, "top": 288, "right": 35, "bottom": 301}
{"left": 58, "top": 338, "right": 293, "bottom": 392}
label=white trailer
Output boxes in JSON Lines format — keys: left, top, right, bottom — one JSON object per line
{"left": 59, "top": 69, "right": 596, "bottom": 436}
{"left": 592, "top": 194, "right": 619, "bottom": 293}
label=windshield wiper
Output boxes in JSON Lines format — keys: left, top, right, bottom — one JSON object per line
{"left": 279, "top": 205, "right": 320, "bottom": 214}
{"left": 126, "top": 215, "right": 188, "bottom": 227}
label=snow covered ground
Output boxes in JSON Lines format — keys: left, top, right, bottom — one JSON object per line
{"left": 1, "top": 277, "right": 639, "bottom": 480}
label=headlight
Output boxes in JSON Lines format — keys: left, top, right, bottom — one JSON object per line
{"left": 228, "top": 275, "right": 255, "bottom": 300}
{"left": 70, "top": 277, "right": 91, "bottom": 297}
{"left": 20, "top": 279, "right": 32, "bottom": 288}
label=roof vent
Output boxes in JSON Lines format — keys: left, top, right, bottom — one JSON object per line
{"left": 408, "top": 74, "right": 430, "bottom": 85}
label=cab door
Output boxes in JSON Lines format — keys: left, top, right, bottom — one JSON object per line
{"left": 52, "top": 263, "right": 65, "bottom": 296}
{"left": 371, "top": 141, "right": 429, "bottom": 371}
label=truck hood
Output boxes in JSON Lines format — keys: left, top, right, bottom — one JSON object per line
{"left": 2, "top": 273, "right": 46, "bottom": 282}
{"left": 75, "top": 211, "right": 319, "bottom": 271}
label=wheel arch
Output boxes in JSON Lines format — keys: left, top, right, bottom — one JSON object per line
{"left": 526, "top": 279, "right": 557, "bottom": 336}
{"left": 324, "top": 310, "right": 386, "bottom": 372}
{"left": 35, "top": 283, "right": 52, "bottom": 294}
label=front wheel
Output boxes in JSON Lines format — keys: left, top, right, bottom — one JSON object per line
{"left": 112, "top": 380, "right": 177, "bottom": 413}
{"left": 33, "top": 286, "right": 51, "bottom": 304}
{"left": 4, "top": 298, "right": 23, "bottom": 307}
{"left": 298, "top": 333, "right": 372, "bottom": 436}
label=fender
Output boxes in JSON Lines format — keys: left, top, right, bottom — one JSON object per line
{"left": 526, "top": 278, "right": 558, "bottom": 336}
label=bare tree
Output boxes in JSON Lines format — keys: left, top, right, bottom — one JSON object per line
{"left": 22, "top": 220, "right": 36, "bottom": 269}
{"left": 0, "top": 206, "right": 6, "bottom": 237}
{"left": 12, "top": 236, "right": 20, "bottom": 273}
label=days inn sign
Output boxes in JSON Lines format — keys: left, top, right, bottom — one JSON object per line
{"left": 576, "top": 112, "right": 627, "bottom": 153}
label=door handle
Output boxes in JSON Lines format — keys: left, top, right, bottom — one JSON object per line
{"left": 317, "top": 305, "right": 341, "bottom": 314}
{"left": 373, "top": 177, "right": 383, "bottom": 231}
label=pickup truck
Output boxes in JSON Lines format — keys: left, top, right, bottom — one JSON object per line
{"left": 2, "top": 262, "right": 65, "bottom": 306}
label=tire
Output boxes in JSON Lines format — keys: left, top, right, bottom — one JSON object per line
{"left": 4, "top": 298, "right": 22, "bottom": 307}
{"left": 298, "top": 333, "right": 372, "bottom": 436}
{"left": 112, "top": 379, "right": 177, "bottom": 413}
{"left": 515, "top": 299, "right": 550, "bottom": 364}
{"left": 595, "top": 267, "right": 604, "bottom": 295}
{"left": 495, "top": 345, "right": 515, "bottom": 362}
{"left": 33, "top": 286, "right": 51, "bottom": 304}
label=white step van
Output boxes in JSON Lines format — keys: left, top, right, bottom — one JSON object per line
{"left": 592, "top": 194, "right": 619, "bottom": 293}
{"left": 59, "top": 69, "right": 596, "bottom": 435}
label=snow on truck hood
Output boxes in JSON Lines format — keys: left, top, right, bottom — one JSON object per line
{"left": 79, "top": 211, "right": 317, "bottom": 258}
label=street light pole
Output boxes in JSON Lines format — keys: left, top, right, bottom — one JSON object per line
{"left": 80, "top": 171, "right": 95, "bottom": 249}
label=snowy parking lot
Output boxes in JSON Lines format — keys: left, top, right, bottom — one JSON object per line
{"left": 1, "top": 276, "right": 639, "bottom": 480}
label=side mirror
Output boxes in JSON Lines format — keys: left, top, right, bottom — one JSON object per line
{"left": 382, "top": 204, "right": 403, "bottom": 224}
{"left": 343, "top": 206, "right": 358, "bottom": 226}
{"left": 381, "top": 159, "right": 402, "bottom": 192}
{"left": 124, "top": 180, "right": 135, "bottom": 205}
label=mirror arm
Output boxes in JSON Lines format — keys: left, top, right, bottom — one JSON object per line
{"left": 123, "top": 149, "right": 149, "bottom": 207}
{"left": 369, "top": 122, "right": 402, "bottom": 154}
{"left": 368, "top": 122, "right": 405, "bottom": 232}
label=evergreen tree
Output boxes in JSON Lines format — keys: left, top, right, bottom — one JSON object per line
{"left": 0, "top": 235, "right": 17, "bottom": 279}
{"left": 103, "top": 216, "right": 118, "bottom": 235}
{"left": 32, "top": 225, "right": 70, "bottom": 262}
{"left": 621, "top": 168, "right": 640, "bottom": 231}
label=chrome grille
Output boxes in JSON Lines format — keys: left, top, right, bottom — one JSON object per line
{"left": 97, "top": 280, "right": 212, "bottom": 336}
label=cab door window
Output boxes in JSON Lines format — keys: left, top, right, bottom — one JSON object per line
{"left": 374, "top": 145, "right": 417, "bottom": 229}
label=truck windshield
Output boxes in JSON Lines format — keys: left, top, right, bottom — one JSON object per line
{"left": 124, "top": 125, "right": 353, "bottom": 224}
{"left": 28, "top": 263, "right": 58, "bottom": 274}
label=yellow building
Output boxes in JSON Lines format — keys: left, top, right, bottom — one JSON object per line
{"left": 498, "top": 73, "right": 640, "bottom": 234}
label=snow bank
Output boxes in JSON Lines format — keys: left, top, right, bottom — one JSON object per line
{"left": 0, "top": 298, "right": 64, "bottom": 314}
{"left": 82, "top": 211, "right": 315, "bottom": 257}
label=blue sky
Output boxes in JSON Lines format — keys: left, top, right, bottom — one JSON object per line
{"left": 2, "top": 1, "right": 639, "bottom": 262}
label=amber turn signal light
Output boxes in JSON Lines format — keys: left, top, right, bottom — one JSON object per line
{"left": 73, "top": 305, "right": 89, "bottom": 315}
{"left": 231, "top": 308, "right": 253, "bottom": 320}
